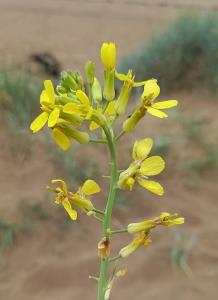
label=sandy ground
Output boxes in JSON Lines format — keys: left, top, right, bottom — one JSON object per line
{"left": 0, "top": 1, "right": 218, "bottom": 300}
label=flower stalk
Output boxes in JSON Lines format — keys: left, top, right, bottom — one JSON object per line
{"left": 98, "top": 124, "right": 118, "bottom": 300}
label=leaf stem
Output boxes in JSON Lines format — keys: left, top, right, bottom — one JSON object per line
{"left": 90, "top": 138, "right": 107, "bottom": 144}
{"left": 114, "top": 130, "right": 125, "bottom": 142}
{"left": 109, "top": 255, "right": 121, "bottom": 263}
{"left": 108, "top": 228, "right": 128, "bottom": 235}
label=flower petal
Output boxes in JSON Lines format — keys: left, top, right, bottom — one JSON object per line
{"left": 89, "top": 121, "right": 100, "bottom": 131}
{"left": 105, "top": 100, "right": 116, "bottom": 116}
{"left": 152, "top": 100, "right": 178, "bottom": 109}
{"left": 147, "top": 107, "right": 168, "bottom": 118}
{"left": 30, "top": 112, "right": 49, "bottom": 133}
{"left": 63, "top": 103, "right": 82, "bottom": 115}
{"left": 142, "top": 79, "right": 160, "bottom": 101}
{"left": 63, "top": 199, "right": 77, "bottom": 220}
{"left": 51, "top": 179, "right": 68, "bottom": 193}
{"left": 80, "top": 179, "right": 101, "bottom": 195}
{"left": 140, "top": 156, "right": 165, "bottom": 176}
{"left": 115, "top": 71, "right": 128, "bottom": 82}
{"left": 132, "top": 138, "right": 153, "bottom": 161}
{"left": 40, "top": 90, "right": 50, "bottom": 105}
{"left": 44, "top": 80, "right": 55, "bottom": 105}
{"left": 48, "top": 107, "right": 60, "bottom": 127}
{"left": 76, "top": 90, "right": 90, "bottom": 106}
{"left": 137, "top": 178, "right": 164, "bottom": 196}
{"left": 52, "top": 128, "right": 71, "bottom": 150}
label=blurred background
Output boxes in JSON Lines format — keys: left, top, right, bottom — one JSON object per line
{"left": 0, "top": 0, "right": 218, "bottom": 299}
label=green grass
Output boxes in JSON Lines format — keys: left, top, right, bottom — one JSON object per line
{"left": 0, "top": 71, "right": 42, "bottom": 128}
{"left": 120, "top": 15, "right": 218, "bottom": 93}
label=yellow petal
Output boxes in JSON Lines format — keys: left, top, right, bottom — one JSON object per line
{"left": 48, "top": 107, "right": 60, "bottom": 127}
{"left": 89, "top": 121, "right": 100, "bottom": 131}
{"left": 132, "top": 138, "right": 153, "bottom": 161}
{"left": 80, "top": 179, "right": 101, "bottom": 195}
{"left": 115, "top": 71, "right": 129, "bottom": 82}
{"left": 140, "top": 156, "right": 165, "bottom": 176}
{"left": 142, "top": 79, "right": 160, "bottom": 101}
{"left": 30, "top": 112, "right": 49, "bottom": 133}
{"left": 101, "top": 42, "right": 116, "bottom": 70}
{"left": 63, "top": 199, "right": 77, "bottom": 220}
{"left": 40, "top": 90, "right": 50, "bottom": 105}
{"left": 44, "top": 80, "right": 55, "bottom": 105}
{"left": 152, "top": 100, "right": 178, "bottom": 109}
{"left": 63, "top": 103, "right": 82, "bottom": 115}
{"left": 105, "top": 100, "right": 116, "bottom": 116}
{"left": 52, "top": 128, "right": 71, "bottom": 150}
{"left": 51, "top": 179, "right": 68, "bottom": 193}
{"left": 147, "top": 107, "right": 168, "bottom": 118}
{"left": 137, "top": 179, "right": 164, "bottom": 196}
{"left": 76, "top": 90, "right": 90, "bottom": 106}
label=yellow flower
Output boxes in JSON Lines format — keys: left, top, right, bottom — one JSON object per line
{"left": 119, "top": 231, "right": 151, "bottom": 258}
{"left": 63, "top": 90, "right": 107, "bottom": 127}
{"left": 141, "top": 79, "right": 178, "bottom": 118}
{"left": 48, "top": 179, "right": 101, "bottom": 220}
{"left": 118, "top": 138, "right": 165, "bottom": 196}
{"left": 115, "top": 70, "right": 147, "bottom": 115}
{"left": 101, "top": 42, "right": 116, "bottom": 70}
{"left": 30, "top": 80, "right": 61, "bottom": 133}
{"left": 157, "top": 212, "right": 185, "bottom": 226}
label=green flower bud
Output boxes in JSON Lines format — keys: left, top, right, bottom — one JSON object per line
{"left": 56, "top": 85, "right": 67, "bottom": 94}
{"left": 92, "top": 77, "right": 102, "bottom": 103}
{"left": 85, "top": 61, "right": 95, "bottom": 85}
{"left": 61, "top": 71, "right": 77, "bottom": 90}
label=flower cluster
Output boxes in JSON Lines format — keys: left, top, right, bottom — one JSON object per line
{"left": 30, "top": 42, "right": 183, "bottom": 300}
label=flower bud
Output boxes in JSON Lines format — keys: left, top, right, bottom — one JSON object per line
{"left": 56, "top": 85, "right": 67, "bottom": 94}
{"left": 92, "top": 77, "right": 102, "bottom": 103}
{"left": 85, "top": 61, "right": 95, "bottom": 85}
{"left": 100, "top": 42, "right": 116, "bottom": 70}
{"left": 61, "top": 71, "right": 77, "bottom": 89}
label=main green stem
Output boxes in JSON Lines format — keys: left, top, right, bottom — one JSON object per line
{"left": 97, "top": 124, "right": 118, "bottom": 300}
